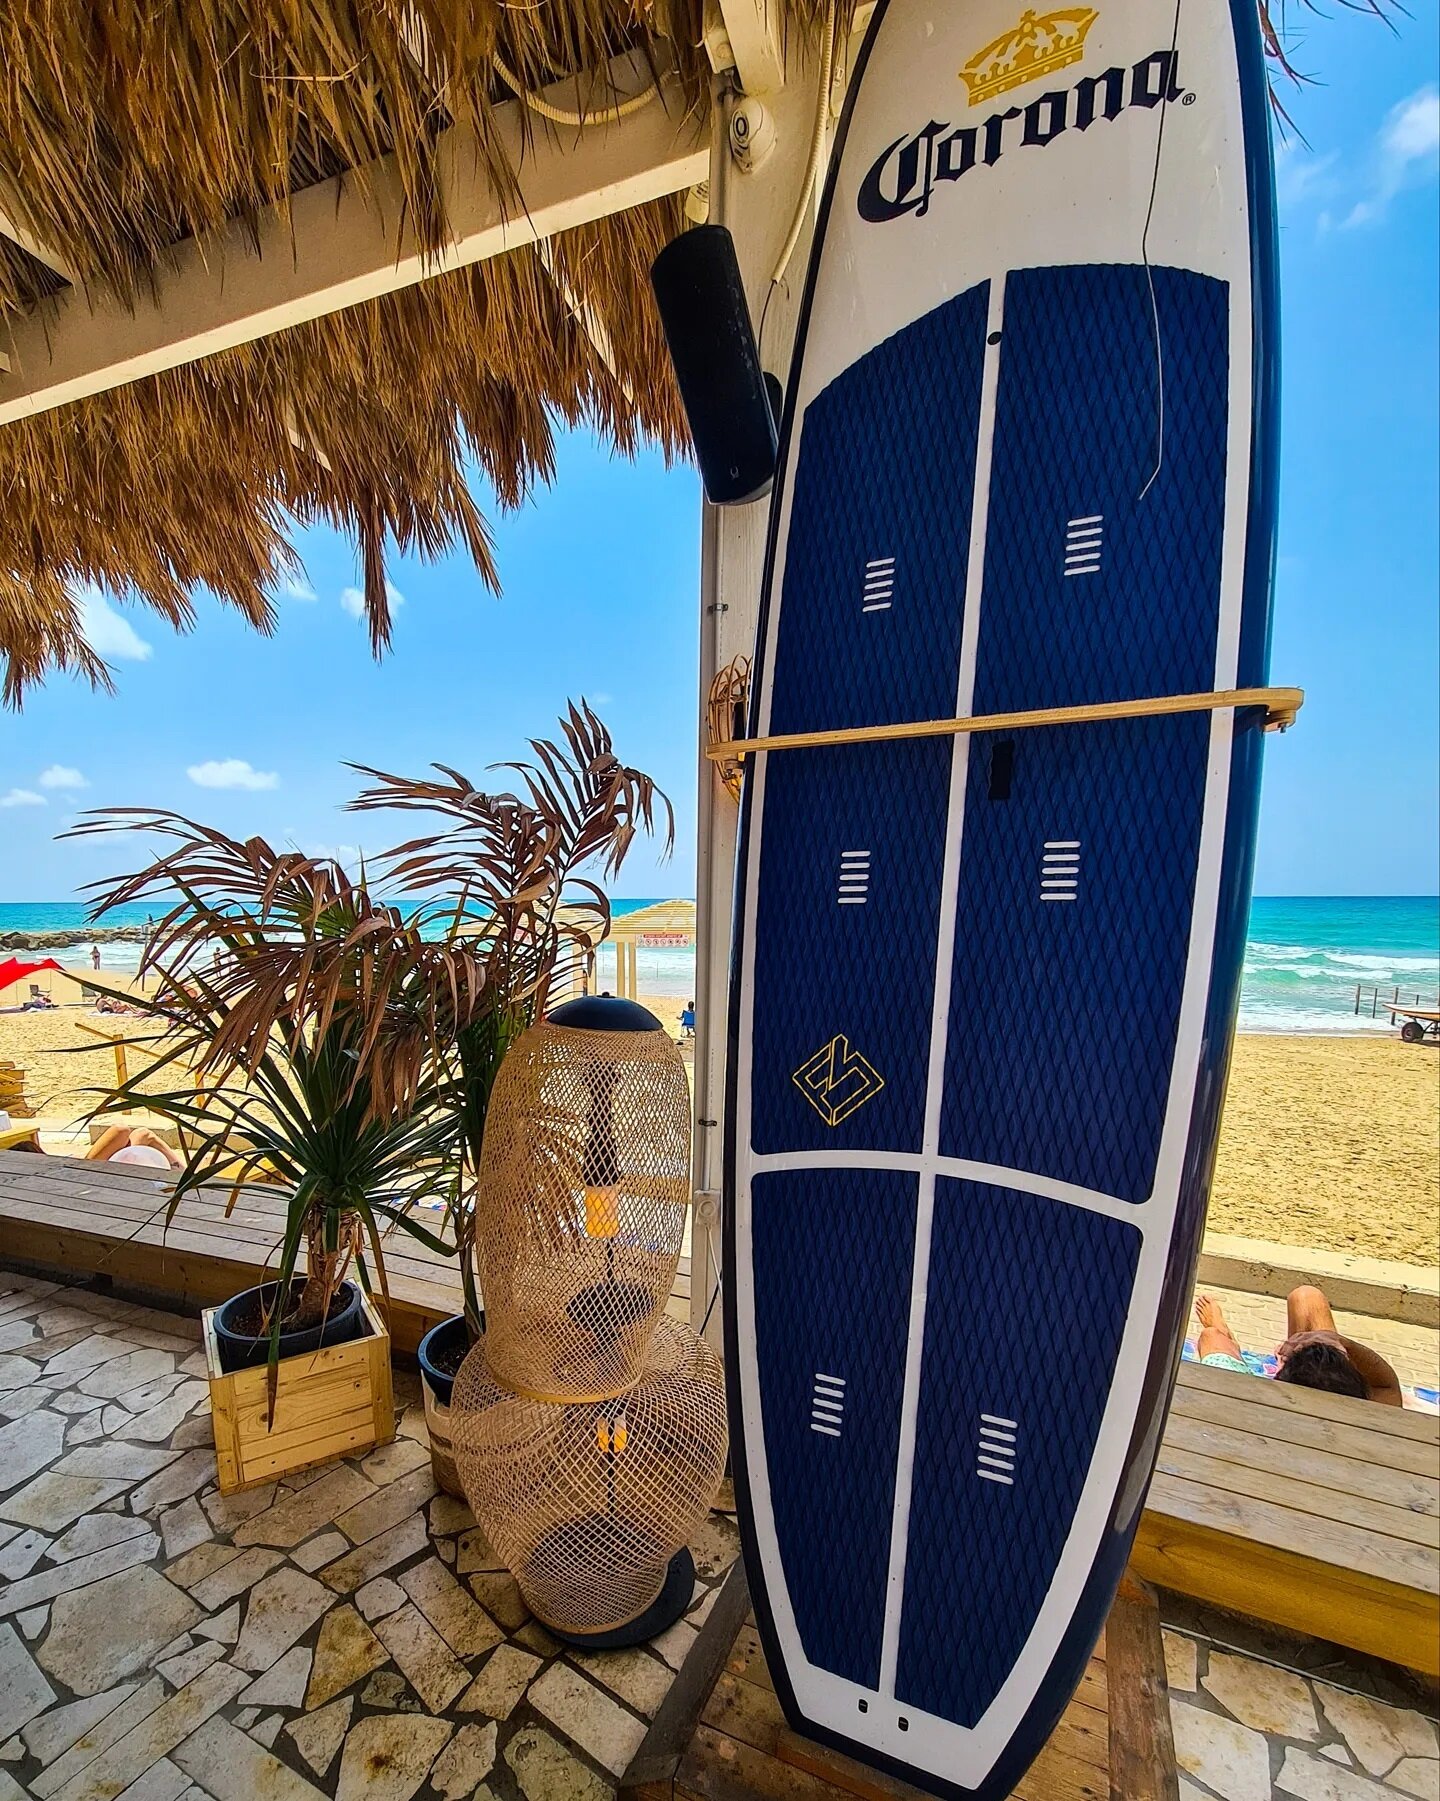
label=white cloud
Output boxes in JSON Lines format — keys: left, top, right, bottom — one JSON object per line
{"left": 282, "top": 573, "right": 318, "bottom": 602}
{"left": 1275, "top": 143, "right": 1338, "bottom": 210}
{"left": 187, "top": 758, "right": 280, "bottom": 791}
{"left": 0, "top": 788, "right": 46, "bottom": 808}
{"left": 39, "top": 764, "right": 88, "bottom": 790}
{"left": 1343, "top": 85, "right": 1439, "bottom": 228}
{"left": 75, "top": 585, "right": 154, "bottom": 662}
{"left": 340, "top": 581, "right": 406, "bottom": 620}
{"left": 303, "top": 841, "right": 365, "bottom": 866}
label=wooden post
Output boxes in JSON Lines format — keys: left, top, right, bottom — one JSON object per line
{"left": 1106, "top": 1576, "right": 1180, "bottom": 1801}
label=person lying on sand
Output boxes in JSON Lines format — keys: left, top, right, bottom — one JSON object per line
{"left": 12, "top": 1124, "right": 181, "bottom": 1171}
{"left": 1195, "top": 1288, "right": 1403, "bottom": 1407}
{"left": 95, "top": 995, "right": 142, "bottom": 1016}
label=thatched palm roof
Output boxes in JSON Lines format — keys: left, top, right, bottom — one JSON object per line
{"left": 0, "top": 1, "right": 807, "bottom": 702}
{"left": 0, "top": 0, "right": 1314, "bottom": 705}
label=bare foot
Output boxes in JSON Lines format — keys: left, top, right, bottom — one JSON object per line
{"left": 1194, "top": 1293, "right": 1227, "bottom": 1332}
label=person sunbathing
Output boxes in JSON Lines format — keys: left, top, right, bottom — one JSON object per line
{"left": 13, "top": 1123, "right": 181, "bottom": 1170}
{"left": 1194, "top": 1289, "right": 1403, "bottom": 1407}
{"left": 95, "top": 994, "right": 141, "bottom": 1016}
{"left": 87, "top": 1125, "right": 182, "bottom": 1170}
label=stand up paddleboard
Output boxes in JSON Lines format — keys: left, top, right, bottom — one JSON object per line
{"left": 724, "top": 0, "right": 1279, "bottom": 1794}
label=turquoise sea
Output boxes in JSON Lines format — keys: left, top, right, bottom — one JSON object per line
{"left": 2, "top": 895, "right": 1436, "bottom": 1035}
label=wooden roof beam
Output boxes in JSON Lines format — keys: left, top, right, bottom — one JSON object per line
{"left": 0, "top": 50, "right": 706, "bottom": 428}
{"left": 534, "top": 236, "right": 633, "bottom": 400}
{"left": 704, "top": 0, "right": 785, "bottom": 94}
{"left": 0, "top": 184, "right": 75, "bottom": 283}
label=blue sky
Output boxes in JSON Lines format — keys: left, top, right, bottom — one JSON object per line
{"left": 1, "top": 4, "right": 1436, "bottom": 903}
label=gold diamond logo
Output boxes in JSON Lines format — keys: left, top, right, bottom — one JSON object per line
{"left": 792, "top": 1035, "right": 886, "bottom": 1128}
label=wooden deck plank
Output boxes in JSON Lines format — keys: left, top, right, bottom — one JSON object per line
{"left": 651, "top": 1577, "right": 1156, "bottom": 1801}
{"left": 1156, "top": 1439, "right": 1440, "bottom": 1550}
{"left": 1134, "top": 1484, "right": 1440, "bottom": 1673}
{"left": 1171, "top": 1381, "right": 1439, "bottom": 1480}
{"left": 0, "top": 1197, "right": 460, "bottom": 1308}
{"left": 1105, "top": 1577, "right": 1179, "bottom": 1801}
{"left": 1177, "top": 1357, "right": 1440, "bottom": 1447}
{"left": 0, "top": 1149, "right": 692, "bottom": 1355}
{"left": 1161, "top": 1411, "right": 1439, "bottom": 1518}
{"left": 676, "top": 1646, "right": 1134, "bottom": 1800}
{"left": 1146, "top": 1469, "right": 1438, "bottom": 1593}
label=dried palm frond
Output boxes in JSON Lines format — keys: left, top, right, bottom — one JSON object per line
{"left": 59, "top": 805, "right": 508, "bottom": 1395}
{"left": 349, "top": 699, "right": 673, "bottom": 1335}
{"left": 0, "top": 194, "right": 688, "bottom": 701}
{"left": 0, "top": 1, "right": 714, "bottom": 315}
{"left": 352, "top": 698, "right": 675, "bottom": 1008}
{"left": 0, "top": 0, "right": 1379, "bottom": 700}
{"left": 64, "top": 811, "right": 494, "bottom": 1119}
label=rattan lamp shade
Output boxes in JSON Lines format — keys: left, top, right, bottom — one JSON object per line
{"left": 453, "top": 1315, "right": 726, "bottom": 1634}
{"left": 475, "top": 1004, "right": 691, "bottom": 1402}
{"left": 452, "top": 995, "right": 728, "bottom": 1645}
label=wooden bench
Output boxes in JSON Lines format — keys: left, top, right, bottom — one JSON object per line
{"left": 1134, "top": 1357, "right": 1440, "bottom": 1673}
{"left": 0, "top": 1147, "right": 692, "bottom": 1356}
{"left": 622, "top": 1568, "right": 1177, "bottom": 1801}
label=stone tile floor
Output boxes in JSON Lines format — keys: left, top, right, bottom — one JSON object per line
{"left": 1166, "top": 1622, "right": 1439, "bottom": 1801}
{"left": 0, "top": 1272, "right": 739, "bottom": 1801}
{"left": 3, "top": 1269, "right": 1436, "bottom": 1801}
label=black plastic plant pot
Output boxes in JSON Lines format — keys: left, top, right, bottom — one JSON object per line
{"left": 417, "top": 1313, "right": 482, "bottom": 1407}
{"left": 213, "top": 1279, "right": 365, "bottom": 1374}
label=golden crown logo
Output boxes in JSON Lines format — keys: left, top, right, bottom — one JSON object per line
{"left": 793, "top": 1034, "right": 885, "bottom": 1128}
{"left": 959, "top": 7, "right": 1099, "bottom": 107}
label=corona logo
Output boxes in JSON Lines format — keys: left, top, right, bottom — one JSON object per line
{"left": 857, "top": 49, "right": 1186, "bottom": 224}
{"left": 960, "top": 7, "right": 1099, "bottom": 106}
{"left": 793, "top": 1034, "right": 885, "bottom": 1127}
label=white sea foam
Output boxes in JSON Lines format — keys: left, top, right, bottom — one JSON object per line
{"left": 1328, "top": 952, "right": 1440, "bottom": 974}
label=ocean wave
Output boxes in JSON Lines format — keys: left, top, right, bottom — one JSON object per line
{"left": 1326, "top": 952, "right": 1440, "bottom": 975}
{"left": 1237, "top": 1007, "right": 1393, "bottom": 1035}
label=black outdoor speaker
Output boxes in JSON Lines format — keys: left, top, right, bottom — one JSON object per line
{"left": 650, "top": 225, "right": 779, "bottom": 506}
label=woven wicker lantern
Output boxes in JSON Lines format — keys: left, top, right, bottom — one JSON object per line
{"left": 454, "top": 1316, "right": 726, "bottom": 1637}
{"left": 474, "top": 994, "right": 691, "bottom": 1400}
{"left": 453, "top": 995, "right": 727, "bottom": 1645}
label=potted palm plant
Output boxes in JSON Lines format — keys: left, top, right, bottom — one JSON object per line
{"left": 348, "top": 702, "right": 672, "bottom": 1492}
{"left": 69, "top": 817, "right": 492, "bottom": 1489}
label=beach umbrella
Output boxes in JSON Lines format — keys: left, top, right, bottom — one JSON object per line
{"left": 0, "top": 957, "right": 63, "bottom": 1000}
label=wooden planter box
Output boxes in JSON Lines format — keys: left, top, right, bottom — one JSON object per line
{"left": 201, "top": 1290, "right": 395, "bottom": 1493}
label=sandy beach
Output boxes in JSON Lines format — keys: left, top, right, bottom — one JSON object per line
{"left": 2, "top": 988, "right": 1432, "bottom": 1266}
{"left": 1211, "top": 1034, "right": 1438, "bottom": 1266}
{"left": 0, "top": 967, "right": 168, "bottom": 1129}
{"left": 0, "top": 980, "right": 694, "bottom": 1139}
